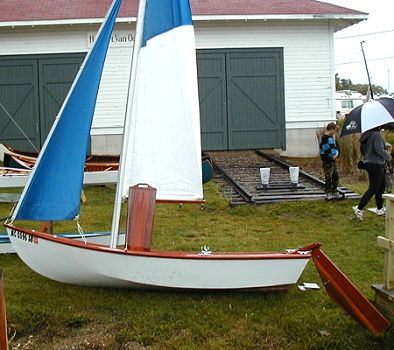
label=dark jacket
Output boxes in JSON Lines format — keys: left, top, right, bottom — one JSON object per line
{"left": 360, "top": 130, "right": 391, "bottom": 165}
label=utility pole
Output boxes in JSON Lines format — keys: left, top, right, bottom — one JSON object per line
{"left": 360, "top": 41, "right": 374, "bottom": 100}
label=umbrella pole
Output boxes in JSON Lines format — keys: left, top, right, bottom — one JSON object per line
{"left": 360, "top": 41, "right": 374, "bottom": 100}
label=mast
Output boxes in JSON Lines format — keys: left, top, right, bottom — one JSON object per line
{"left": 110, "top": 0, "right": 147, "bottom": 248}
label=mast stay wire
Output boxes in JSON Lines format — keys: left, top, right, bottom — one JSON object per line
{"left": 0, "top": 101, "right": 39, "bottom": 152}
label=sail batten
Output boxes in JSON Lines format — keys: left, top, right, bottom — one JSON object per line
{"left": 13, "top": 0, "right": 123, "bottom": 221}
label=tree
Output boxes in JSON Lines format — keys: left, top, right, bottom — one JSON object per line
{"left": 336, "top": 74, "right": 387, "bottom": 95}
{"left": 335, "top": 73, "right": 340, "bottom": 90}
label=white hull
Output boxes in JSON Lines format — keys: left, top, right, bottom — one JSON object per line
{"left": 0, "top": 143, "right": 22, "bottom": 162}
{"left": 0, "top": 231, "right": 125, "bottom": 254}
{"left": 6, "top": 225, "right": 310, "bottom": 290}
{"left": 0, "top": 169, "right": 118, "bottom": 188}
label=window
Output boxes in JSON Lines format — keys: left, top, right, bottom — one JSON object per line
{"left": 341, "top": 100, "right": 354, "bottom": 109}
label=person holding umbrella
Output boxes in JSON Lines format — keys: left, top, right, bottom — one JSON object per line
{"left": 340, "top": 97, "right": 394, "bottom": 220}
{"left": 341, "top": 98, "right": 394, "bottom": 137}
{"left": 353, "top": 127, "right": 391, "bottom": 220}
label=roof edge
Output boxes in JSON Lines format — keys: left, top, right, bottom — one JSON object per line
{"left": 0, "top": 13, "right": 368, "bottom": 28}
{"left": 194, "top": 14, "right": 368, "bottom": 21}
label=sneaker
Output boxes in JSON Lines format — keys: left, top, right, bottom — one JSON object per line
{"left": 353, "top": 206, "right": 364, "bottom": 220}
{"left": 376, "top": 207, "right": 386, "bottom": 216}
{"left": 326, "top": 193, "right": 333, "bottom": 201}
{"left": 332, "top": 192, "right": 343, "bottom": 200}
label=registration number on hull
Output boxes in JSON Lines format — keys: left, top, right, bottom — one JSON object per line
{"left": 10, "top": 229, "right": 38, "bottom": 244}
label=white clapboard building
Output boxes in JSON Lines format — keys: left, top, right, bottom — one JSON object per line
{"left": 0, "top": 0, "right": 366, "bottom": 157}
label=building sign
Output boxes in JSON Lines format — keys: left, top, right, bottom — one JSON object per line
{"left": 87, "top": 30, "right": 135, "bottom": 48}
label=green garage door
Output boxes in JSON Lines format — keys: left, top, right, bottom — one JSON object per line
{"left": 197, "top": 48, "right": 285, "bottom": 151}
{"left": 0, "top": 58, "right": 40, "bottom": 150}
{"left": 0, "top": 54, "right": 85, "bottom": 151}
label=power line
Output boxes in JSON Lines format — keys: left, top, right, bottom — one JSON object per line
{"left": 335, "top": 51, "right": 361, "bottom": 60}
{"left": 336, "top": 28, "right": 394, "bottom": 39}
{"left": 336, "top": 55, "right": 394, "bottom": 65}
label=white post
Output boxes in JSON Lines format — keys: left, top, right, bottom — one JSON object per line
{"left": 289, "top": 166, "right": 300, "bottom": 186}
{"left": 110, "top": 0, "right": 147, "bottom": 248}
{"left": 378, "top": 194, "right": 394, "bottom": 290}
{"left": 259, "top": 168, "right": 270, "bottom": 188}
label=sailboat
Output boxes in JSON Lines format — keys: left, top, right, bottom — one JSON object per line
{"left": 4, "top": 0, "right": 312, "bottom": 290}
{"left": 0, "top": 142, "right": 119, "bottom": 188}
{"left": 0, "top": 142, "right": 211, "bottom": 188}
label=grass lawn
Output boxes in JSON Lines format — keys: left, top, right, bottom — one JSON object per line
{"left": 0, "top": 180, "right": 393, "bottom": 349}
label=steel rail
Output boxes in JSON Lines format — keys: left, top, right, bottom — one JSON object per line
{"left": 253, "top": 149, "right": 351, "bottom": 195}
{"left": 211, "top": 160, "right": 253, "bottom": 204}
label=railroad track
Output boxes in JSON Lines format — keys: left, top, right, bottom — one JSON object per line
{"left": 207, "top": 150, "right": 360, "bottom": 206}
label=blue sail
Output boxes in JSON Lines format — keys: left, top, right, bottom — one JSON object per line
{"left": 141, "top": 0, "right": 192, "bottom": 46}
{"left": 14, "top": 0, "right": 122, "bottom": 221}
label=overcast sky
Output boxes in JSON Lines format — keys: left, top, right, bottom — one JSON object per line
{"left": 321, "top": 0, "right": 394, "bottom": 92}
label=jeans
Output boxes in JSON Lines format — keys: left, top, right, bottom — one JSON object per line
{"left": 358, "top": 162, "right": 386, "bottom": 210}
{"left": 322, "top": 161, "right": 339, "bottom": 193}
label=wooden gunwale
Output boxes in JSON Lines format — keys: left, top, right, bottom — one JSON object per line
{"left": 4, "top": 223, "right": 311, "bottom": 260}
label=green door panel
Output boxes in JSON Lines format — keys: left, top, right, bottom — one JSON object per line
{"left": 0, "top": 58, "right": 40, "bottom": 151}
{"left": 38, "top": 55, "right": 85, "bottom": 145}
{"left": 197, "top": 48, "right": 285, "bottom": 151}
{"left": 197, "top": 53, "right": 227, "bottom": 150}
{"left": 227, "top": 49, "right": 285, "bottom": 149}
{"left": 0, "top": 54, "right": 85, "bottom": 151}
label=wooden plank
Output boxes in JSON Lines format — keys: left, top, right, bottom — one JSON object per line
{"left": 39, "top": 222, "right": 53, "bottom": 234}
{"left": 372, "top": 284, "right": 394, "bottom": 318}
{"left": 0, "top": 193, "right": 20, "bottom": 203}
{"left": 382, "top": 194, "right": 394, "bottom": 289}
{"left": 377, "top": 236, "right": 394, "bottom": 251}
{"left": 310, "top": 247, "right": 390, "bottom": 336}
{"left": 256, "top": 184, "right": 305, "bottom": 190}
{"left": 0, "top": 270, "right": 8, "bottom": 350}
{"left": 384, "top": 194, "right": 394, "bottom": 240}
{"left": 209, "top": 150, "right": 359, "bottom": 205}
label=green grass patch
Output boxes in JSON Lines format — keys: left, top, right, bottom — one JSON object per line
{"left": 0, "top": 181, "right": 393, "bottom": 349}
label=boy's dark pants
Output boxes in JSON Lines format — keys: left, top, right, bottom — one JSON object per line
{"left": 322, "top": 160, "right": 338, "bottom": 193}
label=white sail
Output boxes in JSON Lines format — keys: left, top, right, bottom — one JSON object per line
{"left": 118, "top": 5, "right": 203, "bottom": 202}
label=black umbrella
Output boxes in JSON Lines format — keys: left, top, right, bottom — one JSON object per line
{"left": 340, "top": 97, "right": 394, "bottom": 137}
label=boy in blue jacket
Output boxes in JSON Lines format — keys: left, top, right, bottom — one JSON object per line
{"left": 319, "top": 122, "right": 341, "bottom": 200}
